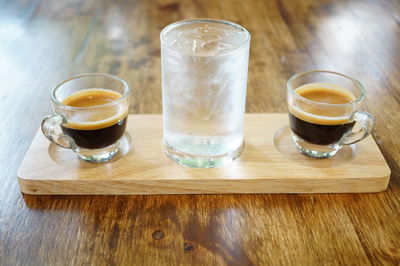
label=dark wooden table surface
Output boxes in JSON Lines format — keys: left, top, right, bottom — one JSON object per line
{"left": 1, "top": 0, "right": 399, "bottom": 265}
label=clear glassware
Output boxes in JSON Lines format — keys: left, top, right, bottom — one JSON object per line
{"left": 287, "top": 70, "right": 374, "bottom": 158}
{"left": 161, "top": 19, "right": 251, "bottom": 168}
{"left": 41, "top": 73, "right": 130, "bottom": 163}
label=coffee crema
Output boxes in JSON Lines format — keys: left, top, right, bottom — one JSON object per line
{"left": 61, "top": 88, "right": 128, "bottom": 149}
{"left": 63, "top": 88, "right": 121, "bottom": 107}
{"left": 289, "top": 83, "right": 357, "bottom": 145}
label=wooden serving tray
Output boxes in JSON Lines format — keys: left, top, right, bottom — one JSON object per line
{"left": 18, "top": 114, "right": 390, "bottom": 195}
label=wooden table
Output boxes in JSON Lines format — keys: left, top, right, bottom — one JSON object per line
{"left": 1, "top": 0, "right": 399, "bottom": 264}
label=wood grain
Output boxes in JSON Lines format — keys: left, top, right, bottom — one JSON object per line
{"left": 18, "top": 114, "right": 390, "bottom": 195}
{"left": 1, "top": 0, "right": 399, "bottom": 265}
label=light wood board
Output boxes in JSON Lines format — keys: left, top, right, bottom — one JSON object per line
{"left": 17, "top": 114, "right": 390, "bottom": 195}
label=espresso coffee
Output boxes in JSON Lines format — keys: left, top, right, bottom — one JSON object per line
{"left": 289, "top": 83, "right": 356, "bottom": 145}
{"left": 61, "top": 88, "right": 128, "bottom": 149}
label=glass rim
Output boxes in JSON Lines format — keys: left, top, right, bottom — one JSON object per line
{"left": 287, "top": 70, "right": 365, "bottom": 106}
{"left": 51, "top": 73, "right": 130, "bottom": 111}
{"left": 160, "top": 18, "right": 251, "bottom": 56}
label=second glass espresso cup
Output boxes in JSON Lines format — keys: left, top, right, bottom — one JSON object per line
{"left": 41, "top": 73, "right": 130, "bottom": 163}
{"left": 287, "top": 70, "right": 374, "bottom": 158}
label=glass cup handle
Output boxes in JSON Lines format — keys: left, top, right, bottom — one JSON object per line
{"left": 41, "top": 115, "right": 78, "bottom": 150}
{"left": 340, "top": 111, "right": 375, "bottom": 145}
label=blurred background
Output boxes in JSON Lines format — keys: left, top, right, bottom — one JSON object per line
{"left": 1, "top": 0, "right": 399, "bottom": 114}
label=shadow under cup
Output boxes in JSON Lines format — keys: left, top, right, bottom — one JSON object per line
{"left": 41, "top": 73, "right": 130, "bottom": 163}
{"left": 287, "top": 70, "right": 374, "bottom": 158}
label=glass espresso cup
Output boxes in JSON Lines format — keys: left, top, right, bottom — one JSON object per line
{"left": 41, "top": 73, "right": 130, "bottom": 163}
{"left": 287, "top": 70, "right": 374, "bottom": 158}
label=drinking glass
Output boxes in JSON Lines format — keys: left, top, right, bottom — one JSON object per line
{"left": 41, "top": 73, "right": 130, "bottom": 163}
{"left": 161, "top": 19, "right": 251, "bottom": 168}
{"left": 287, "top": 70, "right": 374, "bottom": 158}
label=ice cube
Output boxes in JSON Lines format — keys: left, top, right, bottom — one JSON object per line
{"left": 163, "top": 21, "right": 248, "bottom": 56}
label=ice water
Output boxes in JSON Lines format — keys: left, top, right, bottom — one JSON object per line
{"left": 161, "top": 20, "right": 250, "bottom": 167}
